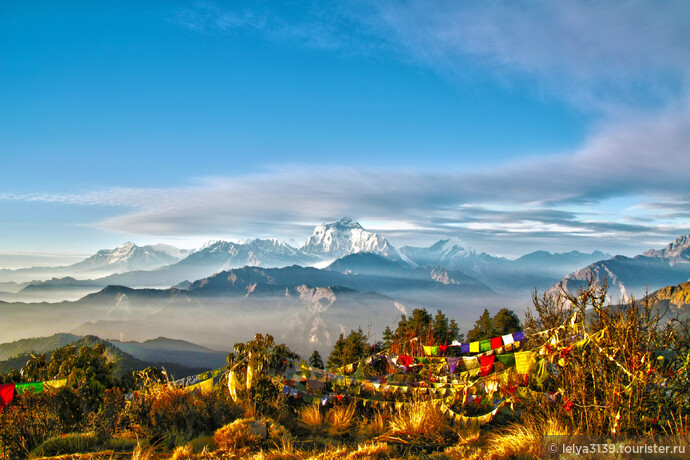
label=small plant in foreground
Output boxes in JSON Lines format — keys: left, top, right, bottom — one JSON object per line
{"left": 325, "top": 403, "right": 356, "bottom": 436}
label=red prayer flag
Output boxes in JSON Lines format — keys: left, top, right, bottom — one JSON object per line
{"left": 0, "top": 384, "right": 15, "bottom": 413}
{"left": 439, "top": 345, "right": 448, "bottom": 352}
{"left": 398, "top": 355, "right": 414, "bottom": 367}
{"left": 480, "top": 355, "right": 496, "bottom": 376}
{"left": 490, "top": 336, "right": 503, "bottom": 350}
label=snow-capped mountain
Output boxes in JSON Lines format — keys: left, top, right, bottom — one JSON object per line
{"left": 68, "top": 242, "right": 183, "bottom": 272}
{"left": 301, "top": 217, "right": 403, "bottom": 261}
{"left": 401, "top": 239, "right": 484, "bottom": 268}
{"left": 184, "top": 238, "right": 320, "bottom": 270}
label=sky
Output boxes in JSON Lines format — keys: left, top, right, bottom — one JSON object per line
{"left": 1, "top": 0, "right": 689, "bottom": 267}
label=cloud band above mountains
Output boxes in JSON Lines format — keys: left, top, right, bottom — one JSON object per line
{"left": 2, "top": 105, "right": 688, "bottom": 255}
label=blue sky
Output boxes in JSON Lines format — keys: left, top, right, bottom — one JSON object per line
{"left": 1, "top": 1, "right": 689, "bottom": 266}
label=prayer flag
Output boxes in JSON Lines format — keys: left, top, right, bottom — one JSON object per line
{"left": 462, "top": 356, "right": 480, "bottom": 370}
{"left": 513, "top": 331, "right": 526, "bottom": 342}
{"left": 0, "top": 384, "right": 14, "bottom": 413}
{"left": 439, "top": 345, "right": 448, "bottom": 352}
{"left": 44, "top": 379, "right": 66, "bottom": 390}
{"left": 423, "top": 346, "right": 432, "bottom": 356}
{"left": 490, "top": 337, "right": 503, "bottom": 350}
{"left": 480, "top": 355, "right": 495, "bottom": 376}
{"left": 397, "top": 355, "right": 414, "bottom": 367}
{"left": 451, "top": 340, "right": 463, "bottom": 347}
{"left": 515, "top": 351, "right": 534, "bottom": 375}
{"left": 470, "top": 341, "right": 480, "bottom": 353}
{"left": 480, "top": 340, "right": 491, "bottom": 352}
{"left": 496, "top": 354, "right": 516, "bottom": 367}
{"left": 15, "top": 382, "right": 44, "bottom": 394}
{"left": 461, "top": 343, "right": 470, "bottom": 354}
{"left": 502, "top": 333, "right": 515, "bottom": 346}
{"left": 446, "top": 357, "right": 461, "bottom": 373}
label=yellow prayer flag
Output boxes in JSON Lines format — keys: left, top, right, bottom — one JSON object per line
{"left": 470, "top": 341, "right": 480, "bottom": 353}
{"left": 515, "top": 351, "right": 534, "bottom": 375}
{"left": 44, "top": 379, "right": 67, "bottom": 390}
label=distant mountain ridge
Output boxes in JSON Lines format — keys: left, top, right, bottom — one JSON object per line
{"left": 0, "top": 242, "right": 190, "bottom": 283}
{"left": 0, "top": 333, "right": 225, "bottom": 377}
{"left": 554, "top": 234, "right": 690, "bottom": 300}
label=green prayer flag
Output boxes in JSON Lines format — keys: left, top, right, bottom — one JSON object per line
{"left": 16, "top": 382, "right": 44, "bottom": 394}
{"left": 480, "top": 340, "right": 491, "bottom": 352}
{"left": 496, "top": 354, "right": 516, "bottom": 367}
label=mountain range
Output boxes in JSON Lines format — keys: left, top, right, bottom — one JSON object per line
{"left": 0, "top": 218, "right": 610, "bottom": 302}
{"left": 554, "top": 235, "right": 690, "bottom": 301}
{"left": 1, "top": 217, "right": 689, "bottom": 355}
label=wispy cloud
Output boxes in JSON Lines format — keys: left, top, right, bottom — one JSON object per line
{"left": 2, "top": 104, "right": 688, "bottom": 255}
{"left": 365, "top": 1, "right": 690, "bottom": 112}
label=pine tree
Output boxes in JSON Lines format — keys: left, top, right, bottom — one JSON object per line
{"left": 308, "top": 350, "right": 324, "bottom": 369}
{"left": 326, "top": 328, "right": 368, "bottom": 369}
{"left": 382, "top": 326, "right": 394, "bottom": 348}
{"left": 432, "top": 310, "right": 450, "bottom": 344}
{"left": 492, "top": 308, "right": 521, "bottom": 335}
{"left": 467, "top": 308, "right": 496, "bottom": 341}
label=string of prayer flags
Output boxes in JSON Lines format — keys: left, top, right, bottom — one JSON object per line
{"left": 185, "top": 377, "right": 213, "bottom": 393}
{"left": 480, "top": 355, "right": 496, "bottom": 376}
{"left": 480, "top": 340, "right": 491, "bottom": 352}
{"left": 470, "top": 342, "right": 480, "bottom": 353}
{"left": 0, "top": 384, "right": 15, "bottom": 413}
{"left": 490, "top": 337, "right": 503, "bottom": 350}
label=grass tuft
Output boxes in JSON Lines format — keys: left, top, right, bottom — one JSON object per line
{"left": 325, "top": 403, "right": 356, "bottom": 437}
{"left": 299, "top": 405, "right": 323, "bottom": 430}
{"left": 386, "top": 400, "right": 447, "bottom": 442}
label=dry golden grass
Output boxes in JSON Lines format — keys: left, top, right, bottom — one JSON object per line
{"left": 299, "top": 405, "right": 323, "bottom": 430}
{"left": 357, "top": 410, "right": 388, "bottom": 438}
{"left": 325, "top": 403, "right": 356, "bottom": 436}
{"left": 213, "top": 419, "right": 264, "bottom": 453}
{"left": 171, "top": 444, "right": 193, "bottom": 460}
{"left": 481, "top": 415, "right": 575, "bottom": 459}
{"left": 386, "top": 400, "right": 447, "bottom": 442}
{"left": 343, "top": 442, "right": 392, "bottom": 459}
{"left": 131, "top": 443, "right": 157, "bottom": 460}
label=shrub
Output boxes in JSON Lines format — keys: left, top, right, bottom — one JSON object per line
{"left": 0, "top": 390, "right": 62, "bottom": 459}
{"left": 124, "top": 384, "right": 241, "bottom": 446}
{"left": 213, "top": 418, "right": 266, "bottom": 454}
{"left": 28, "top": 433, "right": 99, "bottom": 458}
{"left": 522, "top": 279, "right": 690, "bottom": 436}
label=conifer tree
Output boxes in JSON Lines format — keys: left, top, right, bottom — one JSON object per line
{"left": 308, "top": 350, "right": 324, "bottom": 369}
